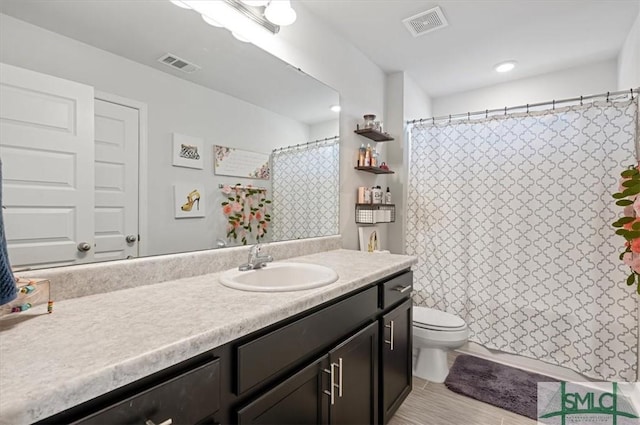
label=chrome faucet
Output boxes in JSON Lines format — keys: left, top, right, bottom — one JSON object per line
{"left": 238, "top": 244, "right": 273, "bottom": 271}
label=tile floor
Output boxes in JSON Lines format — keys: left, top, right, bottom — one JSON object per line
{"left": 388, "top": 353, "right": 537, "bottom": 425}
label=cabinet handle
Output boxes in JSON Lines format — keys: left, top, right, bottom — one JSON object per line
{"left": 385, "top": 320, "right": 395, "bottom": 350}
{"left": 337, "top": 357, "right": 343, "bottom": 398}
{"left": 145, "top": 419, "right": 172, "bottom": 425}
{"left": 323, "top": 363, "right": 336, "bottom": 405}
{"left": 393, "top": 285, "right": 412, "bottom": 293}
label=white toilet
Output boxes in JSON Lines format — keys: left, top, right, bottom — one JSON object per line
{"left": 413, "top": 306, "right": 469, "bottom": 383}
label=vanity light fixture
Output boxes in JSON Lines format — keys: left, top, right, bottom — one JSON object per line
{"left": 232, "top": 32, "right": 251, "bottom": 42}
{"left": 330, "top": 105, "right": 341, "bottom": 113}
{"left": 241, "top": 0, "right": 297, "bottom": 26}
{"left": 177, "top": 0, "right": 284, "bottom": 44}
{"left": 495, "top": 61, "right": 516, "bottom": 73}
{"left": 264, "top": 0, "right": 297, "bottom": 26}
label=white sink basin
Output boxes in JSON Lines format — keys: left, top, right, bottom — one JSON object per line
{"left": 219, "top": 262, "right": 339, "bottom": 292}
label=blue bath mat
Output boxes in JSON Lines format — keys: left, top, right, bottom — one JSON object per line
{"left": 444, "top": 354, "right": 558, "bottom": 419}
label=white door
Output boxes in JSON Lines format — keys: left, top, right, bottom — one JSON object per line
{"left": 0, "top": 63, "right": 94, "bottom": 269}
{"left": 94, "top": 98, "right": 139, "bottom": 261}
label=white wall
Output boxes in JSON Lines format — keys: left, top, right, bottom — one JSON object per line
{"left": 618, "top": 9, "right": 640, "bottom": 90}
{"left": 385, "top": 72, "right": 432, "bottom": 254}
{"left": 309, "top": 119, "right": 340, "bottom": 142}
{"left": 432, "top": 59, "right": 618, "bottom": 116}
{"left": 0, "top": 14, "right": 310, "bottom": 256}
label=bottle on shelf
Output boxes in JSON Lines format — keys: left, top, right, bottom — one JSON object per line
{"left": 358, "top": 144, "right": 366, "bottom": 167}
{"left": 364, "top": 143, "right": 372, "bottom": 166}
{"left": 363, "top": 187, "right": 372, "bottom": 203}
{"left": 372, "top": 186, "right": 383, "bottom": 204}
{"left": 385, "top": 187, "right": 392, "bottom": 204}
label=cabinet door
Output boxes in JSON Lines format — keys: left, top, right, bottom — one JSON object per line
{"left": 72, "top": 358, "right": 220, "bottom": 425}
{"left": 381, "top": 299, "right": 413, "bottom": 424}
{"left": 329, "top": 322, "right": 378, "bottom": 425}
{"left": 237, "top": 356, "right": 329, "bottom": 425}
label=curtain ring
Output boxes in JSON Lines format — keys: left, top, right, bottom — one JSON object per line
{"left": 467, "top": 112, "right": 470, "bottom": 121}
{"left": 449, "top": 114, "right": 451, "bottom": 123}
{"left": 504, "top": 106, "right": 507, "bottom": 115}
{"left": 552, "top": 100, "right": 555, "bottom": 110}
{"left": 485, "top": 109, "right": 488, "bottom": 118}
{"left": 631, "top": 88, "right": 635, "bottom": 100}
{"left": 580, "top": 95, "right": 583, "bottom": 106}
{"left": 606, "top": 91, "right": 610, "bottom": 102}
{"left": 432, "top": 117, "right": 435, "bottom": 125}
{"left": 526, "top": 104, "right": 529, "bottom": 114}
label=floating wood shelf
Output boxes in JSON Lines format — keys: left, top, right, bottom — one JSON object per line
{"left": 354, "top": 166, "right": 395, "bottom": 174}
{"left": 354, "top": 128, "right": 394, "bottom": 142}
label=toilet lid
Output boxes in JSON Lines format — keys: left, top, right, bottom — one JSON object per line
{"left": 414, "top": 307, "right": 466, "bottom": 330}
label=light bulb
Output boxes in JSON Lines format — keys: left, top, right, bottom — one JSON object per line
{"left": 232, "top": 31, "right": 251, "bottom": 43}
{"left": 241, "top": 0, "right": 270, "bottom": 6}
{"left": 330, "top": 105, "right": 341, "bottom": 113}
{"left": 265, "top": 0, "right": 297, "bottom": 26}
{"left": 202, "top": 14, "right": 224, "bottom": 27}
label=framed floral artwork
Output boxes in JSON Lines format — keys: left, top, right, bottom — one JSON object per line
{"left": 214, "top": 145, "right": 270, "bottom": 180}
{"left": 172, "top": 133, "right": 204, "bottom": 169}
{"left": 358, "top": 226, "right": 382, "bottom": 252}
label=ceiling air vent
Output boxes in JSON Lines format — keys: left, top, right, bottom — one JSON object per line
{"left": 402, "top": 6, "right": 448, "bottom": 37}
{"left": 157, "top": 53, "right": 201, "bottom": 74}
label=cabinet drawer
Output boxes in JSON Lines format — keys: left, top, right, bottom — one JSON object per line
{"left": 380, "top": 271, "right": 413, "bottom": 310}
{"left": 74, "top": 358, "right": 220, "bottom": 425}
{"left": 236, "top": 286, "right": 378, "bottom": 394}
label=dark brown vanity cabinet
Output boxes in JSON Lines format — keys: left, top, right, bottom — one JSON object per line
{"left": 237, "top": 356, "right": 330, "bottom": 424}
{"left": 69, "top": 357, "right": 221, "bottom": 425}
{"left": 381, "top": 298, "right": 413, "bottom": 424}
{"left": 41, "top": 270, "right": 414, "bottom": 425}
{"left": 237, "top": 323, "right": 379, "bottom": 425}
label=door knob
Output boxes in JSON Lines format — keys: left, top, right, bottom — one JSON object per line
{"left": 126, "top": 235, "right": 137, "bottom": 243}
{"left": 77, "top": 242, "right": 91, "bottom": 252}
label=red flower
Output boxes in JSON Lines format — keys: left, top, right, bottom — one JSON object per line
{"left": 631, "top": 238, "right": 640, "bottom": 253}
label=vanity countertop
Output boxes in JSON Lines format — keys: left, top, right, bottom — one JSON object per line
{"left": 0, "top": 249, "right": 416, "bottom": 425}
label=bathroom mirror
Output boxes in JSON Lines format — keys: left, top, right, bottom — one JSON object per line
{"left": 0, "top": 0, "right": 340, "bottom": 270}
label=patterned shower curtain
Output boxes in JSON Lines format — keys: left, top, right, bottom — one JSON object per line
{"left": 271, "top": 139, "right": 339, "bottom": 241}
{"left": 406, "top": 98, "right": 639, "bottom": 381}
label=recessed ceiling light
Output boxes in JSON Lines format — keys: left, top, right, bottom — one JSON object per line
{"left": 330, "top": 105, "right": 341, "bottom": 113}
{"left": 495, "top": 61, "right": 516, "bottom": 73}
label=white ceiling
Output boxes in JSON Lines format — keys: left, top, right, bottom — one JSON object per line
{"left": 298, "top": 0, "right": 640, "bottom": 98}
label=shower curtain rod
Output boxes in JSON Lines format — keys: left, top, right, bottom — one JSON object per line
{"left": 218, "top": 183, "right": 267, "bottom": 192}
{"left": 407, "top": 87, "right": 638, "bottom": 125}
{"left": 271, "top": 135, "right": 339, "bottom": 153}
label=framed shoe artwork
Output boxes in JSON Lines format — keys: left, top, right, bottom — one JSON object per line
{"left": 174, "top": 183, "right": 205, "bottom": 218}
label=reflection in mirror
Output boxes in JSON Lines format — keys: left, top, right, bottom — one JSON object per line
{"left": 0, "top": 0, "right": 340, "bottom": 270}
